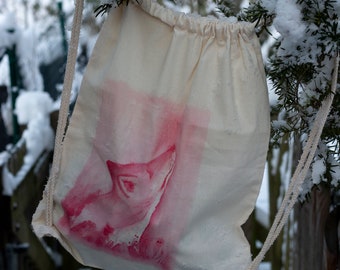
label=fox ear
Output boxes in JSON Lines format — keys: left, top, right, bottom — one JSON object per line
{"left": 106, "top": 160, "right": 120, "bottom": 177}
{"left": 147, "top": 146, "right": 176, "bottom": 175}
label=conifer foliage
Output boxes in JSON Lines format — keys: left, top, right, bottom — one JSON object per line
{"left": 224, "top": 0, "right": 340, "bottom": 197}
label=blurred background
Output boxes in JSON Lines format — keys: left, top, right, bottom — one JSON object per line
{"left": 0, "top": 0, "right": 339, "bottom": 269}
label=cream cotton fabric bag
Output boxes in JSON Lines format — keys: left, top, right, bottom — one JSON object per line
{"left": 33, "top": 1, "right": 270, "bottom": 269}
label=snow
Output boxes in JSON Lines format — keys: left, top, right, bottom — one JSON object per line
{"left": 336, "top": 0, "right": 340, "bottom": 14}
{"left": 22, "top": 113, "right": 54, "bottom": 163}
{"left": 259, "top": 262, "right": 272, "bottom": 270}
{"left": 1, "top": 89, "right": 13, "bottom": 135}
{"left": 267, "top": 79, "right": 279, "bottom": 107}
{"left": 273, "top": 0, "right": 306, "bottom": 40}
{"left": 0, "top": 0, "right": 98, "bottom": 235}
{"left": 331, "top": 165, "right": 340, "bottom": 186}
{"left": 261, "top": 0, "right": 277, "bottom": 13}
{"left": 0, "top": 54, "right": 10, "bottom": 85}
{"left": 256, "top": 164, "right": 270, "bottom": 228}
{"left": 261, "top": 27, "right": 279, "bottom": 64}
{"left": 240, "top": 0, "right": 250, "bottom": 9}
{"left": 2, "top": 141, "right": 51, "bottom": 197}
{"left": 311, "top": 159, "right": 325, "bottom": 185}
{"left": 0, "top": 12, "right": 18, "bottom": 48}
{"left": 2, "top": 91, "right": 54, "bottom": 196}
{"left": 270, "top": 147, "right": 280, "bottom": 175}
{"left": 16, "top": 29, "right": 43, "bottom": 92}
{"left": 16, "top": 91, "right": 54, "bottom": 161}
{"left": 282, "top": 137, "right": 294, "bottom": 188}
{"left": 164, "top": 0, "right": 191, "bottom": 14}
{"left": 15, "top": 91, "right": 53, "bottom": 125}
{"left": 2, "top": 138, "right": 27, "bottom": 195}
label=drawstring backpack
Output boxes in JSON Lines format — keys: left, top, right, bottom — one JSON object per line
{"left": 32, "top": 0, "right": 339, "bottom": 269}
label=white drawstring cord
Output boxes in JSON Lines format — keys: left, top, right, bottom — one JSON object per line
{"left": 248, "top": 53, "right": 339, "bottom": 270}
{"left": 46, "top": 0, "right": 84, "bottom": 226}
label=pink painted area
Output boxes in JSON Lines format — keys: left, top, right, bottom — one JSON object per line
{"left": 59, "top": 81, "right": 209, "bottom": 269}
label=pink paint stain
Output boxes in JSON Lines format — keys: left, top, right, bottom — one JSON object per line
{"left": 59, "top": 81, "right": 210, "bottom": 269}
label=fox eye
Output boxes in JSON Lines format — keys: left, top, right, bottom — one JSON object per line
{"left": 122, "top": 179, "right": 135, "bottom": 193}
{"left": 117, "top": 175, "right": 138, "bottom": 198}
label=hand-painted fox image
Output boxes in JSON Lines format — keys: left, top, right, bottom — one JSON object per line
{"left": 60, "top": 146, "right": 176, "bottom": 264}
{"left": 58, "top": 80, "right": 208, "bottom": 269}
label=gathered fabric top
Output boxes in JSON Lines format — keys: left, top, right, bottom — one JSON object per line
{"left": 138, "top": 0, "right": 256, "bottom": 40}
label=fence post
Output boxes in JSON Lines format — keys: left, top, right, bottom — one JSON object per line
{"left": 6, "top": 39, "right": 23, "bottom": 144}
{"left": 57, "top": 1, "right": 68, "bottom": 58}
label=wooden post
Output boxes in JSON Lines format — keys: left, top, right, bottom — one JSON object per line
{"left": 7, "top": 41, "right": 23, "bottom": 144}
{"left": 57, "top": 1, "right": 68, "bottom": 58}
{"left": 293, "top": 184, "right": 331, "bottom": 270}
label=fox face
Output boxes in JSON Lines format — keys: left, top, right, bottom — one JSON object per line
{"left": 107, "top": 146, "right": 176, "bottom": 209}
{"left": 61, "top": 146, "right": 176, "bottom": 259}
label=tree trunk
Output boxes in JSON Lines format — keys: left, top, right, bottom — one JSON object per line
{"left": 293, "top": 184, "right": 331, "bottom": 270}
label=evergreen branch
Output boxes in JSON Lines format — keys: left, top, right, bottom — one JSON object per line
{"left": 94, "top": 3, "right": 113, "bottom": 16}
{"left": 94, "top": 0, "right": 141, "bottom": 17}
{"left": 213, "top": 0, "right": 236, "bottom": 17}
{"left": 238, "top": 2, "right": 275, "bottom": 36}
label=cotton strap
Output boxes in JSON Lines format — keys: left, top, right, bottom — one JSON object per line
{"left": 45, "top": 0, "right": 84, "bottom": 226}
{"left": 248, "top": 53, "right": 339, "bottom": 270}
